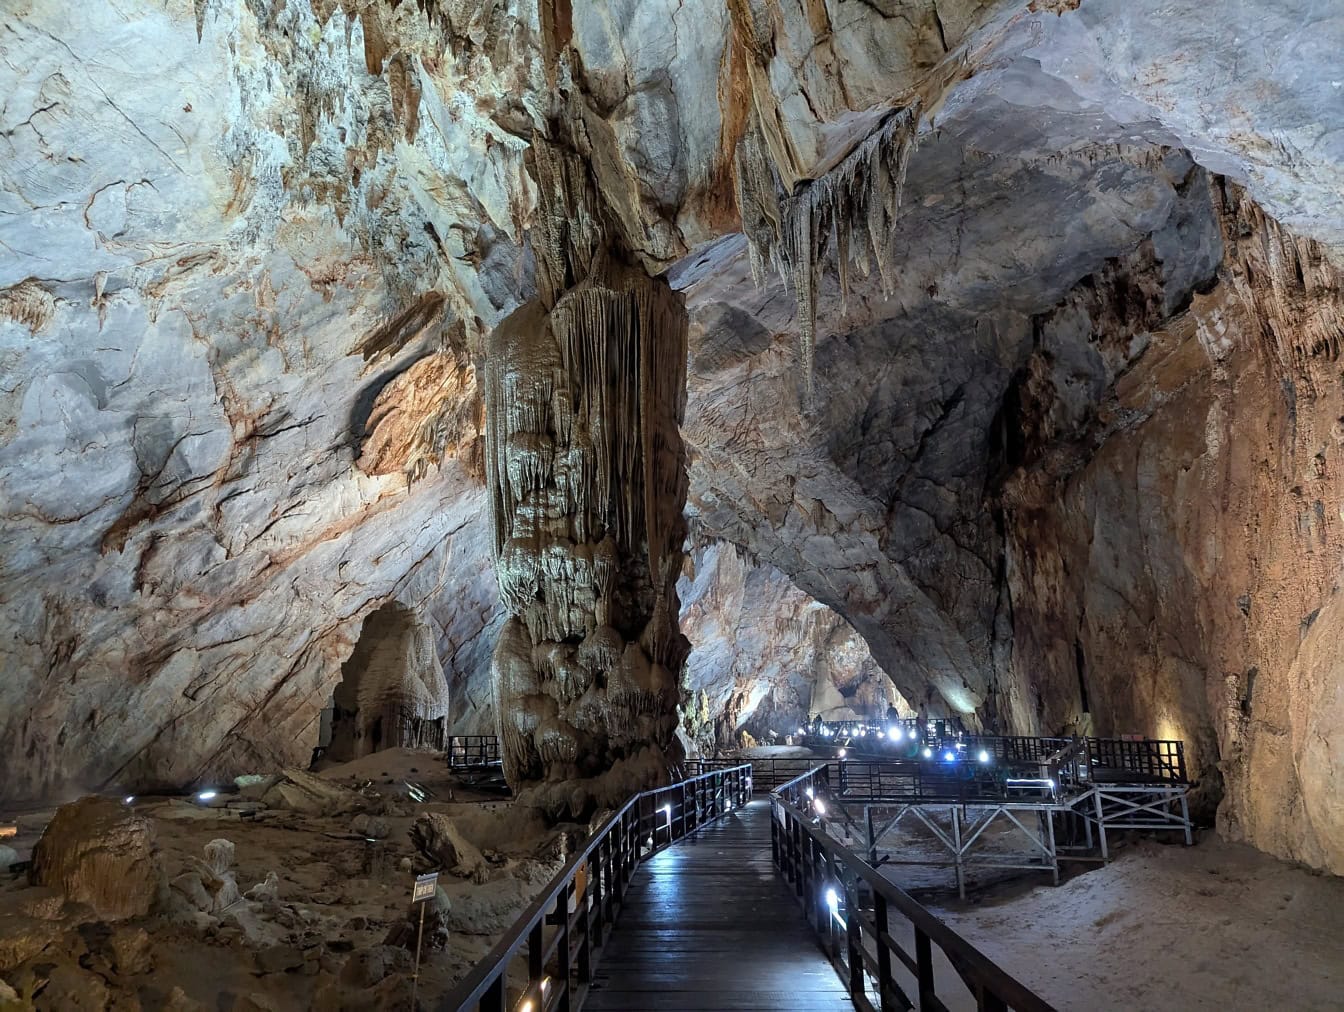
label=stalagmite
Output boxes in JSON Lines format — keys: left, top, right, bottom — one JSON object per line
{"left": 734, "top": 104, "right": 921, "bottom": 400}
{"left": 485, "top": 137, "right": 691, "bottom": 817}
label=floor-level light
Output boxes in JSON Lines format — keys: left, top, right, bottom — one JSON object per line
{"left": 196, "top": 790, "right": 217, "bottom": 802}
{"left": 944, "top": 751, "right": 956, "bottom": 762}
{"left": 123, "top": 795, "right": 135, "bottom": 805}
{"left": 922, "top": 747, "right": 932, "bottom": 759}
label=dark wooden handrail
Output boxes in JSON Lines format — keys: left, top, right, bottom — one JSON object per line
{"left": 771, "top": 763, "right": 1055, "bottom": 1012}
{"left": 441, "top": 763, "right": 753, "bottom": 1011}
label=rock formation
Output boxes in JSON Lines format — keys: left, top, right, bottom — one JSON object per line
{"left": 485, "top": 126, "right": 691, "bottom": 811}
{"left": 29, "top": 798, "right": 160, "bottom": 921}
{"left": 2, "top": 0, "right": 1344, "bottom": 879}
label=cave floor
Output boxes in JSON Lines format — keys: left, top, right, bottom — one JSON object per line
{"left": 586, "top": 799, "right": 851, "bottom": 1011}
{"left": 916, "top": 833, "right": 1344, "bottom": 1010}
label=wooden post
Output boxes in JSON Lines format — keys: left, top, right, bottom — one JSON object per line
{"left": 844, "top": 874, "right": 863, "bottom": 999}
{"left": 915, "top": 927, "right": 935, "bottom": 1007}
{"left": 874, "top": 894, "right": 897, "bottom": 1012}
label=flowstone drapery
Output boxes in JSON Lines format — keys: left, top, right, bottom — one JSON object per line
{"left": 484, "top": 181, "right": 690, "bottom": 814}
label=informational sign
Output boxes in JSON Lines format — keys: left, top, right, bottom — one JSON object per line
{"left": 412, "top": 871, "right": 439, "bottom": 904}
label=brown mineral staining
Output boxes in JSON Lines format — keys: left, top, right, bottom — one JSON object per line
{"left": 29, "top": 798, "right": 161, "bottom": 921}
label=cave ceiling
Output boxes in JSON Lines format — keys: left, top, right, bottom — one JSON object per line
{"left": 2, "top": 0, "right": 1343, "bottom": 867}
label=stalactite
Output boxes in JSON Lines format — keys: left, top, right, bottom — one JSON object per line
{"left": 485, "top": 131, "right": 690, "bottom": 816}
{"left": 734, "top": 103, "right": 921, "bottom": 401}
{"left": 1215, "top": 181, "right": 1344, "bottom": 390}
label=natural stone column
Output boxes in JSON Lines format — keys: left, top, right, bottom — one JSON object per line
{"left": 485, "top": 247, "right": 690, "bottom": 816}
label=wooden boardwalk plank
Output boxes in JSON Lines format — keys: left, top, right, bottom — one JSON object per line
{"left": 584, "top": 800, "right": 852, "bottom": 1011}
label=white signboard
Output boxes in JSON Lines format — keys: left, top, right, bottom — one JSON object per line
{"left": 412, "top": 872, "right": 439, "bottom": 904}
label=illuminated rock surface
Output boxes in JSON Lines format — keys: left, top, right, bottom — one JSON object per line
{"left": 1, "top": 0, "right": 1343, "bottom": 878}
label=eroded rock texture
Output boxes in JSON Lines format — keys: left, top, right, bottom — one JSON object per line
{"left": 483, "top": 110, "right": 692, "bottom": 811}
{"left": 1005, "top": 182, "right": 1344, "bottom": 870}
{"left": 3, "top": 0, "right": 1344, "bottom": 876}
{"left": 679, "top": 541, "right": 907, "bottom": 753}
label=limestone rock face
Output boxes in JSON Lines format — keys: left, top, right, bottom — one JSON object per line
{"left": 679, "top": 542, "right": 906, "bottom": 752}
{"left": 0, "top": 0, "right": 515, "bottom": 803}
{"left": 3, "top": 0, "right": 1344, "bottom": 879}
{"left": 1003, "top": 183, "right": 1344, "bottom": 870}
{"left": 29, "top": 797, "right": 160, "bottom": 920}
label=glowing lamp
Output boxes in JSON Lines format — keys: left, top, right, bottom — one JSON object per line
{"left": 837, "top": 748, "right": 847, "bottom": 759}
{"left": 943, "top": 752, "right": 956, "bottom": 762}
{"left": 922, "top": 747, "right": 932, "bottom": 759}
{"left": 978, "top": 750, "right": 990, "bottom": 763}
{"left": 813, "top": 798, "right": 826, "bottom": 816}
{"left": 805, "top": 786, "right": 814, "bottom": 798}
{"left": 825, "top": 887, "right": 839, "bottom": 911}
{"left": 123, "top": 795, "right": 135, "bottom": 805}
{"left": 196, "top": 790, "right": 217, "bottom": 802}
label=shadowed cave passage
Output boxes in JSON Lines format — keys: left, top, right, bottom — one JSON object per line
{"left": 322, "top": 602, "right": 450, "bottom": 762}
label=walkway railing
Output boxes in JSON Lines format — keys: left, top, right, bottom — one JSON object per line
{"left": 441, "top": 763, "right": 753, "bottom": 1012}
{"left": 685, "top": 755, "right": 824, "bottom": 791}
{"left": 447, "top": 735, "right": 502, "bottom": 769}
{"left": 772, "top": 765, "right": 1055, "bottom": 1012}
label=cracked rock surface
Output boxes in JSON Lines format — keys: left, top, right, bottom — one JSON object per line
{"left": 3, "top": 0, "right": 1344, "bottom": 876}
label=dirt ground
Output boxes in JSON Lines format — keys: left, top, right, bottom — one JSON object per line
{"left": 0, "top": 748, "right": 573, "bottom": 1010}
{"left": 877, "top": 821, "right": 1344, "bottom": 1010}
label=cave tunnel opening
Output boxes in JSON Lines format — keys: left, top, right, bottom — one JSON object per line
{"left": 318, "top": 601, "right": 447, "bottom": 763}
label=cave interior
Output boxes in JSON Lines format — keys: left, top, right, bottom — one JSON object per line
{"left": 2, "top": 0, "right": 1344, "bottom": 1008}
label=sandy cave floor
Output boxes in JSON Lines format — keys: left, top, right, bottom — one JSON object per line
{"left": 868, "top": 819, "right": 1344, "bottom": 1011}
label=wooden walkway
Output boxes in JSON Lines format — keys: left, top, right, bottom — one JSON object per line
{"left": 585, "top": 799, "right": 852, "bottom": 1011}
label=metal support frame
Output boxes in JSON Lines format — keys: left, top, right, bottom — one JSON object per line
{"left": 1072, "top": 784, "right": 1194, "bottom": 861}
{"left": 771, "top": 766, "right": 1057, "bottom": 1012}
{"left": 864, "top": 802, "right": 1065, "bottom": 899}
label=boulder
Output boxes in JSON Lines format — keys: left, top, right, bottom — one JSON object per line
{"left": 28, "top": 797, "right": 159, "bottom": 921}
{"left": 408, "top": 814, "right": 488, "bottom": 881}
{"left": 260, "top": 770, "right": 365, "bottom": 817}
{"left": 109, "top": 925, "right": 154, "bottom": 976}
{"left": 350, "top": 814, "right": 390, "bottom": 839}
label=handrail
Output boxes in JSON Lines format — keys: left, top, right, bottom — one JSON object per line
{"left": 442, "top": 763, "right": 753, "bottom": 1011}
{"left": 771, "top": 763, "right": 1054, "bottom": 1011}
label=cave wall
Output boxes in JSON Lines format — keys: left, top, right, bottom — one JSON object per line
{"left": 1004, "top": 183, "right": 1344, "bottom": 871}
{"left": 3, "top": 0, "right": 1343, "bottom": 876}
{"left": 0, "top": 1, "right": 522, "bottom": 801}
{"left": 678, "top": 541, "right": 906, "bottom": 753}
